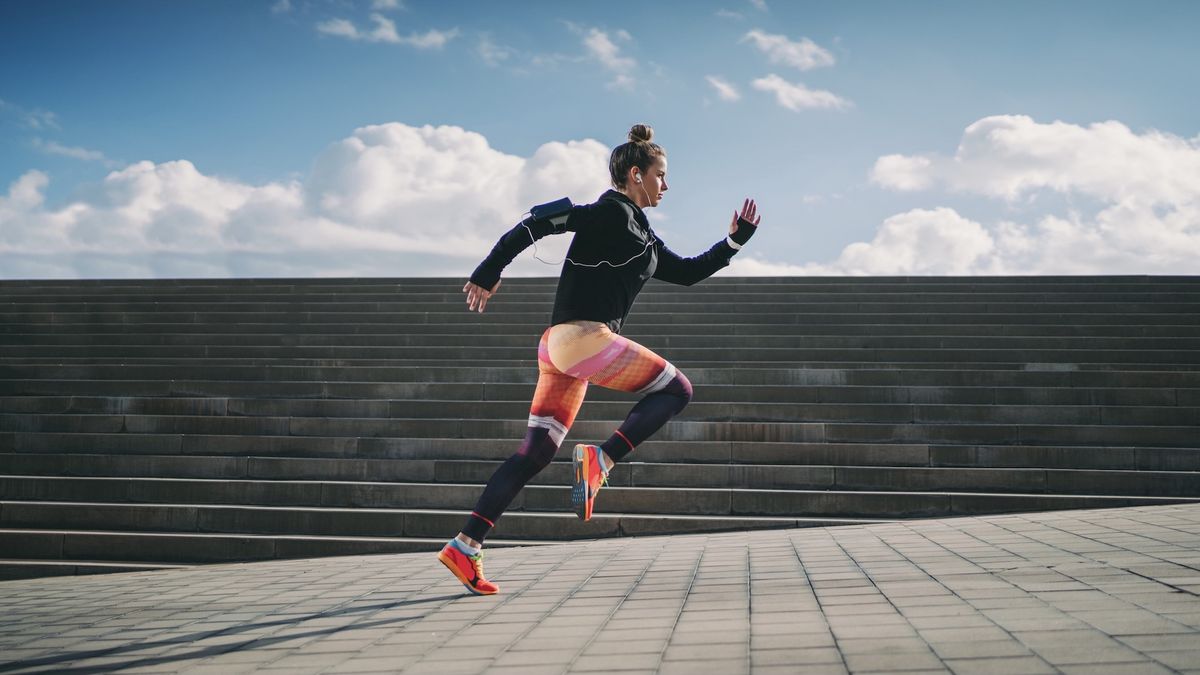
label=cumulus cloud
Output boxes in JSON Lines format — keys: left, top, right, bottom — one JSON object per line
{"left": 580, "top": 27, "right": 636, "bottom": 90}
{"left": 835, "top": 115, "right": 1200, "bottom": 275}
{"left": 0, "top": 123, "right": 611, "bottom": 279}
{"left": 751, "top": 74, "right": 851, "bottom": 111}
{"left": 316, "top": 14, "right": 458, "bottom": 48}
{"left": 742, "top": 30, "right": 834, "bottom": 71}
{"left": 872, "top": 115, "right": 1200, "bottom": 204}
{"left": 706, "top": 75, "right": 741, "bottom": 102}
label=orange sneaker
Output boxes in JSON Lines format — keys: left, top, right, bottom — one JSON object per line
{"left": 572, "top": 443, "right": 608, "bottom": 521}
{"left": 438, "top": 542, "right": 499, "bottom": 595}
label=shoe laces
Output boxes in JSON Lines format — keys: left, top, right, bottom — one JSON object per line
{"left": 593, "top": 447, "right": 609, "bottom": 487}
{"left": 469, "top": 552, "right": 486, "bottom": 579}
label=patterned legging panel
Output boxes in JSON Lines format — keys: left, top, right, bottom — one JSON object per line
{"left": 461, "top": 320, "right": 693, "bottom": 542}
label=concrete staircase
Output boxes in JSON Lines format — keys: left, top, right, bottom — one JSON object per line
{"left": 2, "top": 276, "right": 1198, "bottom": 579}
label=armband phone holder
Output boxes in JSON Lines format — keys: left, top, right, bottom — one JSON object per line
{"left": 529, "top": 197, "right": 573, "bottom": 231}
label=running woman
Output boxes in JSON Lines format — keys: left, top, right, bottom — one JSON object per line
{"left": 438, "top": 124, "right": 761, "bottom": 595}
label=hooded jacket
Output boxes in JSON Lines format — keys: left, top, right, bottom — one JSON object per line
{"left": 470, "top": 189, "right": 740, "bottom": 333}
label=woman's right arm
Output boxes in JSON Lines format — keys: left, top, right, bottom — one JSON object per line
{"left": 465, "top": 203, "right": 595, "bottom": 312}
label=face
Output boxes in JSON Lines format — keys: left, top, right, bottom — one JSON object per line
{"left": 629, "top": 156, "right": 668, "bottom": 208}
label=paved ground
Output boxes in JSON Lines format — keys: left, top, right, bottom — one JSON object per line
{"left": 2, "top": 504, "right": 1199, "bottom": 675}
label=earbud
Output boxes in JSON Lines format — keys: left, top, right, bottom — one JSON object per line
{"left": 634, "top": 173, "right": 642, "bottom": 184}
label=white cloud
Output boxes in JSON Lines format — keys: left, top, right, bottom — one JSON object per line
{"left": 477, "top": 35, "right": 514, "bottom": 67}
{"left": 749, "top": 0, "right": 769, "bottom": 10}
{"left": 733, "top": 114, "right": 1200, "bottom": 277}
{"left": 315, "top": 18, "right": 358, "bottom": 39}
{"left": 705, "top": 75, "right": 741, "bottom": 102}
{"left": 870, "top": 154, "right": 933, "bottom": 191}
{"left": 716, "top": 9, "right": 744, "bottom": 20}
{"left": 32, "top": 138, "right": 119, "bottom": 168}
{"left": 831, "top": 115, "right": 1200, "bottom": 275}
{"left": 371, "top": 0, "right": 403, "bottom": 10}
{"left": 0, "top": 98, "right": 60, "bottom": 130}
{"left": 270, "top": 0, "right": 292, "bottom": 14}
{"left": 581, "top": 27, "right": 636, "bottom": 90}
{"left": 809, "top": 208, "right": 997, "bottom": 275}
{"left": 742, "top": 30, "right": 834, "bottom": 70}
{"left": 0, "top": 123, "right": 612, "bottom": 279}
{"left": 401, "top": 27, "right": 459, "bottom": 49}
{"left": 872, "top": 115, "right": 1200, "bottom": 205}
{"left": 316, "top": 14, "right": 458, "bottom": 48}
{"left": 722, "top": 255, "right": 809, "bottom": 276}
{"left": 751, "top": 74, "right": 851, "bottom": 111}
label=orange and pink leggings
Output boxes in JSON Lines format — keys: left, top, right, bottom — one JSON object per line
{"left": 462, "top": 321, "right": 693, "bottom": 542}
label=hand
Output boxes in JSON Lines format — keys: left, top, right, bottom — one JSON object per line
{"left": 729, "top": 198, "right": 761, "bottom": 236}
{"left": 463, "top": 279, "right": 501, "bottom": 313}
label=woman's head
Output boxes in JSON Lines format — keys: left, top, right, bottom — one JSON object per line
{"left": 610, "top": 124, "right": 668, "bottom": 208}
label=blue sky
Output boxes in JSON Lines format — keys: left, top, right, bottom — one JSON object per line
{"left": 1, "top": 0, "right": 1198, "bottom": 279}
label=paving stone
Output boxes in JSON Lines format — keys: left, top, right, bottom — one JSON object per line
{"left": 2, "top": 503, "right": 1199, "bottom": 674}
{"left": 943, "top": 655, "right": 1058, "bottom": 674}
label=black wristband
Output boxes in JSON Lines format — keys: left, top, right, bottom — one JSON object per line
{"left": 731, "top": 216, "right": 757, "bottom": 246}
{"left": 469, "top": 264, "right": 500, "bottom": 291}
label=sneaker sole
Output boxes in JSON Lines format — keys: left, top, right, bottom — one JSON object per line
{"left": 572, "top": 444, "right": 591, "bottom": 521}
{"left": 437, "top": 550, "right": 496, "bottom": 596}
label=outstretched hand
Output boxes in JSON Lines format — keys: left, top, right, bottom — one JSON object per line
{"left": 463, "top": 279, "right": 501, "bottom": 313}
{"left": 730, "top": 198, "right": 761, "bottom": 235}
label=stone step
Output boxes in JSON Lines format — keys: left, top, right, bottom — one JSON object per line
{"left": 7, "top": 333, "right": 1200, "bottom": 351}
{"left": 7, "top": 432, "right": 1195, "bottom": 470}
{"left": 0, "top": 501, "right": 862, "bottom": 541}
{"left": 7, "top": 344, "right": 1197, "bottom": 365}
{"left": 4, "top": 396, "right": 1197, "bottom": 426}
{"left": 2, "top": 379, "right": 1191, "bottom": 406}
{"left": 7, "top": 323, "right": 1200, "bottom": 339}
{"left": 0, "top": 558, "right": 190, "bottom": 581}
{"left": 2, "top": 476, "right": 1194, "bottom": 518}
{"left": 0, "top": 527, "right": 550, "bottom": 564}
{"left": 3, "top": 275, "right": 1197, "bottom": 291}
{"left": 6, "top": 311, "right": 1200, "bottom": 326}
{"left": 10, "top": 360, "right": 1200, "bottom": 378}
{"left": 4, "top": 365, "right": 1199, "bottom": 387}
{"left": 8, "top": 297, "right": 1200, "bottom": 314}
{"left": 6, "top": 287, "right": 1200, "bottom": 301}
{"left": 4, "top": 413, "right": 1197, "bottom": 446}
{"left": 4, "top": 454, "right": 1196, "bottom": 497}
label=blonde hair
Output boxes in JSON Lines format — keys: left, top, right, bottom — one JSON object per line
{"left": 609, "top": 124, "right": 665, "bottom": 189}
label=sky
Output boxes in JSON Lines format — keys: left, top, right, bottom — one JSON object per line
{"left": 1, "top": 0, "right": 1198, "bottom": 279}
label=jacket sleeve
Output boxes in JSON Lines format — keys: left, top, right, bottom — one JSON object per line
{"left": 651, "top": 236, "right": 739, "bottom": 286}
{"left": 468, "top": 205, "right": 595, "bottom": 290}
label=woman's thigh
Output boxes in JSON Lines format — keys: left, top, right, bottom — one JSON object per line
{"left": 528, "top": 329, "right": 589, "bottom": 447}
{"left": 544, "top": 321, "right": 678, "bottom": 395}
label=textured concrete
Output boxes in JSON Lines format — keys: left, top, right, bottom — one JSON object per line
{"left": 3, "top": 275, "right": 1198, "bottom": 571}
{"left": 3, "top": 503, "right": 1199, "bottom": 674}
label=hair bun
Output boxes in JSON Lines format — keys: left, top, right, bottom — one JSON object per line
{"left": 628, "top": 124, "right": 654, "bottom": 144}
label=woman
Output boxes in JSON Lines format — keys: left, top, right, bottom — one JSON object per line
{"left": 439, "top": 124, "right": 761, "bottom": 595}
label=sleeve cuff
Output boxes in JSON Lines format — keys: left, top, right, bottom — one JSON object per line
{"left": 725, "top": 236, "right": 742, "bottom": 251}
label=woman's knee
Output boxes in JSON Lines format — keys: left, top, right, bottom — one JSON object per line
{"left": 516, "top": 426, "right": 560, "bottom": 471}
{"left": 664, "top": 370, "right": 693, "bottom": 407}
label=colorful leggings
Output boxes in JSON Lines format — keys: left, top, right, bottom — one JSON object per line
{"left": 461, "top": 321, "right": 693, "bottom": 542}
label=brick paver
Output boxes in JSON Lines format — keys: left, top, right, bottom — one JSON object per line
{"left": 3, "top": 503, "right": 1199, "bottom": 674}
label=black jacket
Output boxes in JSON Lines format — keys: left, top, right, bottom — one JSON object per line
{"left": 470, "top": 190, "right": 739, "bottom": 333}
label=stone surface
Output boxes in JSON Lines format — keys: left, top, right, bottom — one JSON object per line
{"left": 3, "top": 503, "right": 1199, "bottom": 674}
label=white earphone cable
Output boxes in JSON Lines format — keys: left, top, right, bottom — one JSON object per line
{"left": 523, "top": 175, "right": 657, "bottom": 268}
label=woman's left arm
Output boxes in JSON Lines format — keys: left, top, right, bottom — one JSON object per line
{"left": 653, "top": 198, "right": 761, "bottom": 286}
